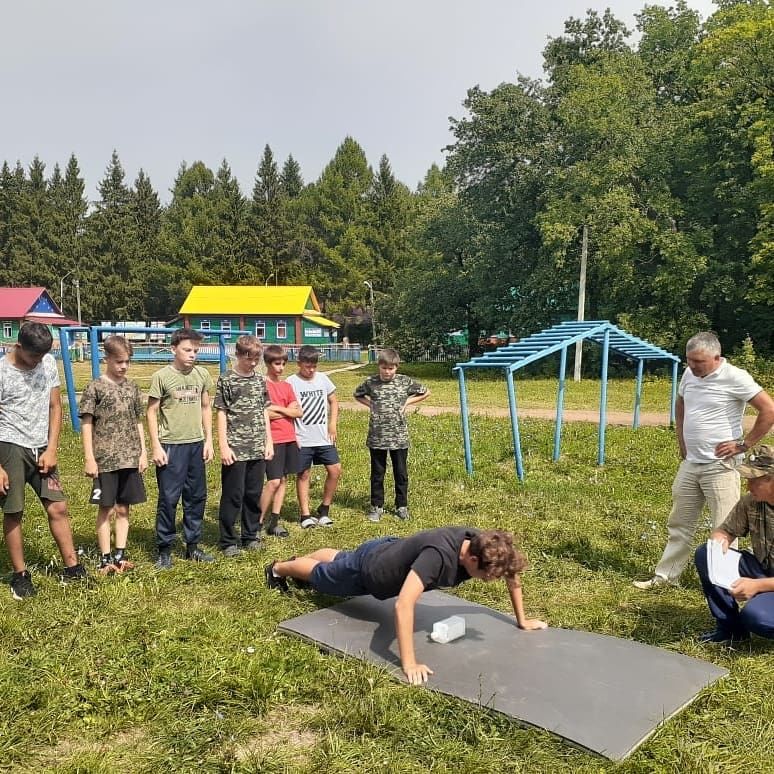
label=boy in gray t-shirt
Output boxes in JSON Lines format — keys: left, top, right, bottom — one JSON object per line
{"left": 0, "top": 323, "right": 86, "bottom": 600}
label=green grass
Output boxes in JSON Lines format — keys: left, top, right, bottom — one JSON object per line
{"left": 1, "top": 409, "right": 772, "bottom": 772}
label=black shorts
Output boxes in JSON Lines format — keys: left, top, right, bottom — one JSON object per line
{"left": 297, "top": 445, "right": 340, "bottom": 472}
{"left": 265, "top": 441, "right": 301, "bottom": 480}
{"left": 89, "top": 469, "right": 147, "bottom": 507}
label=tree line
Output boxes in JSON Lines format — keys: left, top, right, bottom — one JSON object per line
{"left": 1, "top": 0, "right": 772, "bottom": 356}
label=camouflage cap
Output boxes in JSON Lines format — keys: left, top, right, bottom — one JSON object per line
{"left": 739, "top": 445, "right": 774, "bottom": 479}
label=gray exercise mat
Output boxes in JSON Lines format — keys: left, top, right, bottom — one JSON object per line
{"left": 278, "top": 590, "right": 728, "bottom": 760}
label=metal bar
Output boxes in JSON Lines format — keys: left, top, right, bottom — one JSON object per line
{"left": 554, "top": 346, "right": 567, "bottom": 461}
{"left": 633, "top": 359, "right": 644, "bottom": 429}
{"left": 58, "top": 327, "right": 80, "bottom": 431}
{"left": 505, "top": 370, "right": 525, "bottom": 481}
{"left": 456, "top": 367, "right": 474, "bottom": 475}
{"left": 598, "top": 328, "right": 610, "bottom": 465}
{"left": 90, "top": 329, "right": 101, "bottom": 380}
{"left": 670, "top": 359, "right": 679, "bottom": 427}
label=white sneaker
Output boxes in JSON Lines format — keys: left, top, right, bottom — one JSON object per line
{"left": 632, "top": 576, "right": 672, "bottom": 590}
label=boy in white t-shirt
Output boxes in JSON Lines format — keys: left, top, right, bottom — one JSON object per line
{"left": 0, "top": 323, "right": 86, "bottom": 599}
{"left": 286, "top": 346, "right": 340, "bottom": 528}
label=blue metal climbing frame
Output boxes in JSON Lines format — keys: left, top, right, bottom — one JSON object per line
{"left": 454, "top": 321, "right": 680, "bottom": 480}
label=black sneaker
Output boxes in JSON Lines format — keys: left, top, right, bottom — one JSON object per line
{"left": 698, "top": 628, "right": 750, "bottom": 645}
{"left": 185, "top": 547, "right": 215, "bottom": 563}
{"left": 241, "top": 539, "right": 262, "bottom": 551}
{"left": 60, "top": 563, "right": 88, "bottom": 585}
{"left": 154, "top": 553, "right": 173, "bottom": 570}
{"left": 10, "top": 570, "right": 37, "bottom": 600}
{"left": 265, "top": 562, "right": 290, "bottom": 594}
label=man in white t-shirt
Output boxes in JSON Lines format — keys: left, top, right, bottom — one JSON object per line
{"left": 634, "top": 332, "right": 774, "bottom": 589}
{"left": 287, "top": 346, "right": 340, "bottom": 529}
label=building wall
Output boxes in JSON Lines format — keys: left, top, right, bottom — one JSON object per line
{"left": 173, "top": 315, "right": 337, "bottom": 345}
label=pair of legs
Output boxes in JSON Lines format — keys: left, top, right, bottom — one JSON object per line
{"left": 96, "top": 503, "right": 130, "bottom": 555}
{"left": 369, "top": 447, "right": 408, "bottom": 508}
{"left": 259, "top": 442, "right": 300, "bottom": 533}
{"left": 4, "top": 500, "right": 78, "bottom": 572}
{"left": 695, "top": 543, "right": 774, "bottom": 638}
{"left": 92, "top": 468, "right": 146, "bottom": 563}
{"left": 652, "top": 460, "right": 740, "bottom": 583}
{"left": 274, "top": 548, "right": 340, "bottom": 583}
{"left": 0, "top": 443, "right": 78, "bottom": 571}
{"left": 218, "top": 459, "right": 265, "bottom": 549}
{"left": 155, "top": 441, "right": 207, "bottom": 552}
{"left": 296, "top": 445, "right": 341, "bottom": 517}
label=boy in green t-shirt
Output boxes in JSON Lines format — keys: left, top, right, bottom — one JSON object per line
{"left": 147, "top": 328, "right": 214, "bottom": 569}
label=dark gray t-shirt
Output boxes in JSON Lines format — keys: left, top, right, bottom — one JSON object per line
{"left": 360, "top": 526, "right": 477, "bottom": 600}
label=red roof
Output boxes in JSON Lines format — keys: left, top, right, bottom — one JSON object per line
{"left": 0, "top": 287, "right": 50, "bottom": 317}
{"left": 25, "top": 314, "right": 80, "bottom": 326}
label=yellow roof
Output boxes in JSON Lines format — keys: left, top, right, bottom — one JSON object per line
{"left": 180, "top": 285, "right": 320, "bottom": 316}
{"left": 302, "top": 312, "right": 340, "bottom": 329}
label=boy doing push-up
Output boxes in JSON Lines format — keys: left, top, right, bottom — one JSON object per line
{"left": 265, "top": 526, "right": 547, "bottom": 684}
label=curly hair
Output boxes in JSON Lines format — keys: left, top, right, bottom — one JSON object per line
{"left": 469, "top": 529, "right": 526, "bottom": 580}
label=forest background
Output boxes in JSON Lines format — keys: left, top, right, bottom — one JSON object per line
{"left": 1, "top": 1, "right": 772, "bottom": 359}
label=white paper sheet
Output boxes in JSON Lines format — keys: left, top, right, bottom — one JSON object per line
{"left": 707, "top": 539, "right": 741, "bottom": 591}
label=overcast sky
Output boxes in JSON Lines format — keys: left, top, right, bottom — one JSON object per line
{"left": 0, "top": 0, "right": 716, "bottom": 201}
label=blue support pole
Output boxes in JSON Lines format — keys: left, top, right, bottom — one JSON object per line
{"left": 598, "top": 328, "right": 610, "bottom": 465}
{"left": 505, "top": 368, "right": 525, "bottom": 481}
{"left": 90, "top": 327, "right": 101, "bottom": 380}
{"left": 669, "top": 359, "right": 679, "bottom": 427}
{"left": 59, "top": 327, "right": 80, "bottom": 432}
{"left": 633, "top": 359, "right": 644, "bottom": 429}
{"left": 553, "top": 345, "right": 567, "bottom": 461}
{"left": 218, "top": 335, "right": 228, "bottom": 373}
{"left": 456, "top": 367, "right": 474, "bottom": 475}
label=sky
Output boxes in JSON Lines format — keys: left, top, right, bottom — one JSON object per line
{"left": 0, "top": 0, "right": 717, "bottom": 201}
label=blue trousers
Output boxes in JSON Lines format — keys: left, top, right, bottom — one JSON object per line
{"left": 155, "top": 442, "right": 207, "bottom": 551}
{"left": 695, "top": 543, "right": 774, "bottom": 639}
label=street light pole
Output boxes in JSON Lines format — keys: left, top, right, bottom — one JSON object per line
{"left": 59, "top": 269, "right": 75, "bottom": 314}
{"left": 363, "top": 280, "right": 376, "bottom": 345}
{"left": 75, "top": 278, "right": 82, "bottom": 325}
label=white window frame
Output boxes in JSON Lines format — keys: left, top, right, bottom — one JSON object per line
{"left": 199, "top": 320, "right": 211, "bottom": 331}
{"left": 2, "top": 322, "right": 12, "bottom": 339}
{"left": 255, "top": 320, "right": 266, "bottom": 338}
{"left": 276, "top": 320, "right": 287, "bottom": 339}
{"left": 221, "top": 320, "right": 232, "bottom": 339}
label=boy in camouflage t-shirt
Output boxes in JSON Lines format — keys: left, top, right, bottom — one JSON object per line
{"left": 80, "top": 335, "right": 147, "bottom": 574}
{"left": 214, "top": 335, "right": 274, "bottom": 556}
{"left": 353, "top": 348, "right": 429, "bottom": 522}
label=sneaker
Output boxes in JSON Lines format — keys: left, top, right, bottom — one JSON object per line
{"left": 367, "top": 506, "right": 383, "bottom": 523}
{"left": 265, "top": 562, "right": 290, "bottom": 594}
{"left": 185, "top": 547, "right": 215, "bottom": 563}
{"left": 10, "top": 570, "right": 36, "bottom": 600}
{"left": 698, "top": 628, "right": 750, "bottom": 645}
{"left": 155, "top": 553, "right": 173, "bottom": 570}
{"left": 241, "top": 540, "right": 262, "bottom": 551}
{"left": 632, "top": 576, "right": 673, "bottom": 590}
{"left": 222, "top": 545, "right": 242, "bottom": 558}
{"left": 299, "top": 516, "right": 318, "bottom": 529}
{"left": 396, "top": 506, "right": 410, "bottom": 521}
{"left": 60, "top": 563, "right": 88, "bottom": 585}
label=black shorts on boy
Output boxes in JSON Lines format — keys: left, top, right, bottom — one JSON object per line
{"left": 89, "top": 469, "right": 147, "bottom": 507}
{"left": 265, "top": 441, "right": 301, "bottom": 481}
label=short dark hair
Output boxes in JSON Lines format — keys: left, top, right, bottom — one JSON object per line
{"left": 103, "top": 334, "right": 133, "bottom": 358}
{"left": 18, "top": 322, "right": 53, "bottom": 355}
{"left": 263, "top": 344, "right": 287, "bottom": 364}
{"left": 298, "top": 345, "right": 320, "bottom": 363}
{"left": 469, "top": 530, "right": 527, "bottom": 580}
{"left": 171, "top": 328, "right": 203, "bottom": 346}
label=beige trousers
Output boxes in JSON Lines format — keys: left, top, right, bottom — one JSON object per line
{"left": 653, "top": 459, "right": 741, "bottom": 583}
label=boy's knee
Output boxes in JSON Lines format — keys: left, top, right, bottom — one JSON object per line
{"left": 46, "top": 502, "right": 70, "bottom": 522}
{"left": 739, "top": 603, "right": 774, "bottom": 639}
{"left": 327, "top": 464, "right": 342, "bottom": 480}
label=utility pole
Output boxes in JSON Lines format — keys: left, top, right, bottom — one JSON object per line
{"left": 363, "top": 280, "right": 376, "bottom": 345}
{"left": 75, "top": 278, "right": 82, "bottom": 325}
{"left": 574, "top": 223, "right": 588, "bottom": 382}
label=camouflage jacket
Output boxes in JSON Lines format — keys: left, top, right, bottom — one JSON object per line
{"left": 718, "top": 493, "right": 774, "bottom": 574}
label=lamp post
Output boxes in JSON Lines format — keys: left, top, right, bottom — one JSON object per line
{"left": 59, "top": 269, "right": 75, "bottom": 315}
{"left": 264, "top": 271, "right": 276, "bottom": 286}
{"left": 363, "top": 280, "right": 376, "bottom": 345}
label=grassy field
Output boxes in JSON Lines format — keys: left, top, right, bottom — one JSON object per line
{"left": 1, "top": 400, "right": 772, "bottom": 773}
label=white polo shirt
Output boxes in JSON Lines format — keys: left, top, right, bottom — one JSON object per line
{"left": 679, "top": 358, "right": 761, "bottom": 463}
